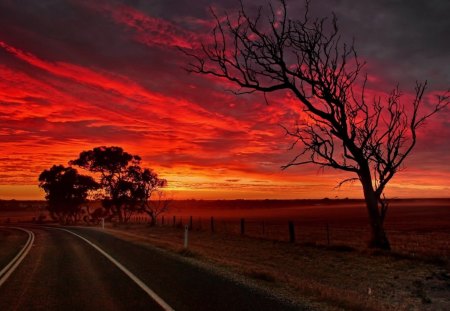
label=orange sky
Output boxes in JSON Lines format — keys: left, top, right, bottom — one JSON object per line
{"left": 0, "top": 0, "right": 449, "bottom": 200}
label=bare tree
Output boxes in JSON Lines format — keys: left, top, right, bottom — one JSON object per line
{"left": 124, "top": 165, "right": 168, "bottom": 226}
{"left": 183, "top": 0, "right": 449, "bottom": 249}
{"left": 143, "top": 191, "right": 172, "bottom": 226}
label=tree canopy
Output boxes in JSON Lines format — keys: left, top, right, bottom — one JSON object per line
{"left": 38, "top": 165, "right": 98, "bottom": 224}
{"left": 70, "top": 146, "right": 167, "bottom": 223}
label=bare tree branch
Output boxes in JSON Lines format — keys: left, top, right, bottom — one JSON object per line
{"left": 182, "top": 0, "right": 449, "bottom": 249}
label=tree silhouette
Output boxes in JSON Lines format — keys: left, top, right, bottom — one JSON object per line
{"left": 124, "top": 165, "right": 168, "bottom": 226}
{"left": 183, "top": 0, "right": 449, "bottom": 249}
{"left": 70, "top": 146, "right": 167, "bottom": 223}
{"left": 38, "top": 165, "right": 98, "bottom": 224}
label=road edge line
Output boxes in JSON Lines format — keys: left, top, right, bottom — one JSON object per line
{"left": 55, "top": 227, "right": 175, "bottom": 311}
{"left": 0, "top": 227, "right": 35, "bottom": 287}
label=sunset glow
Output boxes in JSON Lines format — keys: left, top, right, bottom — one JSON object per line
{"left": 0, "top": 0, "right": 449, "bottom": 200}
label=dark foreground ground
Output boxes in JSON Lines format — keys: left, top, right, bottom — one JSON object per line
{"left": 94, "top": 224, "right": 450, "bottom": 311}
{"left": 0, "top": 225, "right": 303, "bottom": 311}
{"left": 1, "top": 199, "right": 449, "bottom": 310}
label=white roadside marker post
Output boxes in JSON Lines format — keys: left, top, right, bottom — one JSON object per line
{"left": 101, "top": 217, "right": 105, "bottom": 229}
{"left": 184, "top": 225, "right": 189, "bottom": 248}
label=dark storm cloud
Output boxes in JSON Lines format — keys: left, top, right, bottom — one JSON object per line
{"left": 111, "top": 0, "right": 235, "bottom": 19}
{"left": 1, "top": 0, "right": 447, "bottom": 90}
{"left": 126, "top": 0, "right": 450, "bottom": 91}
{"left": 145, "top": 0, "right": 450, "bottom": 90}
{"left": 287, "top": 0, "right": 450, "bottom": 89}
{"left": 0, "top": 0, "right": 160, "bottom": 76}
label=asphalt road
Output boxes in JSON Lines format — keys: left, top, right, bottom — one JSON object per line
{"left": 0, "top": 227, "right": 29, "bottom": 274}
{"left": 0, "top": 226, "right": 304, "bottom": 311}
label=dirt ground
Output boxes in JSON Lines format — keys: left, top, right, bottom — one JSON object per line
{"left": 99, "top": 224, "right": 450, "bottom": 311}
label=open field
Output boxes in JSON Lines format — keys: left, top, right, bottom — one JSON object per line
{"left": 0, "top": 200, "right": 45, "bottom": 224}
{"left": 1, "top": 199, "right": 449, "bottom": 310}
{"left": 137, "top": 199, "right": 450, "bottom": 259}
{"left": 1, "top": 199, "right": 450, "bottom": 258}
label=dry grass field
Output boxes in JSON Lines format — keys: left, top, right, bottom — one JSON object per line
{"left": 0, "top": 200, "right": 44, "bottom": 223}
{"left": 133, "top": 199, "right": 450, "bottom": 259}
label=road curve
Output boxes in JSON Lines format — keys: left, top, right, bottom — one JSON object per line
{"left": 57, "top": 227, "right": 174, "bottom": 311}
{"left": 0, "top": 227, "right": 30, "bottom": 274}
{"left": 0, "top": 226, "right": 164, "bottom": 311}
{"left": 0, "top": 227, "right": 34, "bottom": 287}
{"left": 0, "top": 225, "right": 305, "bottom": 311}
{"left": 66, "top": 226, "right": 303, "bottom": 311}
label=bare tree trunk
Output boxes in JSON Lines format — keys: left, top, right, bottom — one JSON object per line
{"left": 150, "top": 216, "right": 156, "bottom": 227}
{"left": 115, "top": 205, "right": 124, "bottom": 223}
{"left": 144, "top": 211, "right": 157, "bottom": 226}
{"left": 359, "top": 167, "right": 391, "bottom": 250}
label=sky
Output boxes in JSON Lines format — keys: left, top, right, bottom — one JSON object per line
{"left": 0, "top": 0, "right": 449, "bottom": 200}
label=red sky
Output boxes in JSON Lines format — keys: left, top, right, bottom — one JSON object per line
{"left": 0, "top": 0, "right": 449, "bottom": 200}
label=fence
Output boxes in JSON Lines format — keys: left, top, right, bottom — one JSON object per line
{"left": 127, "top": 214, "right": 450, "bottom": 259}
{"left": 2, "top": 211, "right": 447, "bottom": 258}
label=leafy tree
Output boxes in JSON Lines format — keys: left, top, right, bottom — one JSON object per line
{"left": 183, "top": 0, "right": 449, "bottom": 249}
{"left": 38, "top": 165, "right": 98, "bottom": 224}
{"left": 70, "top": 146, "right": 167, "bottom": 223}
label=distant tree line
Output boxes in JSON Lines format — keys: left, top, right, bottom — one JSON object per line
{"left": 38, "top": 146, "right": 168, "bottom": 225}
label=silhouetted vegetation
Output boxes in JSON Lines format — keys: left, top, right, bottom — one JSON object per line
{"left": 38, "top": 146, "right": 167, "bottom": 225}
{"left": 143, "top": 190, "right": 171, "bottom": 226}
{"left": 38, "top": 165, "right": 99, "bottom": 224}
{"left": 70, "top": 146, "right": 167, "bottom": 224}
{"left": 183, "top": 0, "right": 449, "bottom": 249}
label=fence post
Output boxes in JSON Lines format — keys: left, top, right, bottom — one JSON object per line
{"left": 184, "top": 225, "right": 189, "bottom": 248}
{"left": 326, "top": 223, "right": 330, "bottom": 246}
{"left": 288, "top": 221, "right": 295, "bottom": 243}
{"left": 211, "top": 217, "right": 215, "bottom": 233}
{"left": 240, "top": 218, "right": 245, "bottom": 235}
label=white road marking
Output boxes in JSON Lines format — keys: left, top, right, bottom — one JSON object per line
{"left": 54, "top": 227, "right": 175, "bottom": 311}
{"left": 0, "top": 227, "right": 35, "bottom": 287}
